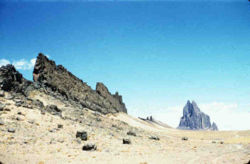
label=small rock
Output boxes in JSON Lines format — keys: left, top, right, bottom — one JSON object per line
{"left": 8, "top": 128, "right": 15, "bottom": 133}
{"left": 182, "top": 137, "right": 188, "bottom": 141}
{"left": 127, "top": 131, "right": 136, "bottom": 136}
{"left": 212, "top": 141, "right": 216, "bottom": 144}
{"left": 76, "top": 130, "right": 88, "bottom": 141}
{"left": 220, "top": 141, "right": 224, "bottom": 144}
{"left": 3, "top": 108, "right": 10, "bottom": 111}
{"left": 16, "top": 117, "right": 23, "bottom": 121}
{"left": 17, "top": 112, "right": 22, "bottom": 115}
{"left": 82, "top": 143, "right": 97, "bottom": 151}
{"left": 49, "top": 129, "right": 56, "bottom": 133}
{"left": 149, "top": 136, "right": 160, "bottom": 141}
{"left": 123, "top": 138, "right": 131, "bottom": 144}
{"left": 57, "top": 124, "right": 63, "bottom": 129}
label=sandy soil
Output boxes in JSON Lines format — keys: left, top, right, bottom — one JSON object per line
{"left": 0, "top": 92, "right": 249, "bottom": 164}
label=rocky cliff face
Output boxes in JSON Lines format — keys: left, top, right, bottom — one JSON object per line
{"left": 33, "top": 53, "right": 127, "bottom": 114}
{"left": 178, "top": 100, "right": 218, "bottom": 131}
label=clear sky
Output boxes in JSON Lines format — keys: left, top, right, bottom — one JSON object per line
{"left": 0, "top": 1, "right": 250, "bottom": 130}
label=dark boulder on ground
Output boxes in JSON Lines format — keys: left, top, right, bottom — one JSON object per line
{"left": 76, "top": 130, "right": 88, "bottom": 141}
{"left": 8, "top": 128, "right": 15, "bottom": 133}
{"left": 33, "top": 53, "right": 127, "bottom": 114}
{"left": 123, "top": 138, "right": 131, "bottom": 144}
{"left": 82, "top": 143, "right": 97, "bottom": 151}
{"left": 178, "top": 100, "right": 218, "bottom": 131}
{"left": 182, "top": 137, "right": 188, "bottom": 141}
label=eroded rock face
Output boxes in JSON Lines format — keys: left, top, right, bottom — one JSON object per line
{"left": 33, "top": 53, "right": 127, "bottom": 114}
{"left": 96, "top": 82, "right": 127, "bottom": 113}
{"left": 178, "top": 100, "right": 218, "bottom": 131}
{"left": 0, "top": 65, "right": 34, "bottom": 96}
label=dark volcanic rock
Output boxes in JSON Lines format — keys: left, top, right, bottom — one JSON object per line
{"left": 82, "top": 143, "right": 97, "bottom": 151}
{"left": 0, "top": 65, "right": 34, "bottom": 96}
{"left": 76, "top": 130, "right": 88, "bottom": 141}
{"left": 96, "top": 83, "right": 127, "bottom": 113}
{"left": 33, "top": 53, "right": 127, "bottom": 114}
{"left": 182, "top": 137, "right": 188, "bottom": 141}
{"left": 178, "top": 100, "right": 218, "bottom": 131}
{"left": 123, "top": 138, "right": 131, "bottom": 144}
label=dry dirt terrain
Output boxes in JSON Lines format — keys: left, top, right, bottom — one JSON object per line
{"left": 0, "top": 91, "right": 249, "bottom": 164}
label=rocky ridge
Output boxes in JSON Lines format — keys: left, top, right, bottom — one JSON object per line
{"left": 178, "top": 100, "right": 218, "bottom": 130}
{"left": 0, "top": 53, "right": 127, "bottom": 115}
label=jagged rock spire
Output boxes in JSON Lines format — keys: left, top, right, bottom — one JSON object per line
{"left": 178, "top": 100, "right": 218, "bottom": 131}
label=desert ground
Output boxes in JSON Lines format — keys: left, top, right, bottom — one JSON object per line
{"left": 0, "top": 90, "right": 249, "bottom": 164}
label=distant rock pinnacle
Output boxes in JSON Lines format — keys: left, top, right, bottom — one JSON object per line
{"left": 178, "top": 100, "right": 218, "bottom": 131}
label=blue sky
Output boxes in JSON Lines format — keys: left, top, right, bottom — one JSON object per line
{"left": 0, "top": 1, "right": 250, "bottom": 130}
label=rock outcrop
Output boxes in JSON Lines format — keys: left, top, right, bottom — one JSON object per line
{"left": 0, "top": 64, "right": 34, "bottom": 96}
{"left": 139, "top": 115, "right": 171, "bottom": 128}
{"left": 33, "top": 53, "right": 127, "bottom": 114}
{"left": 178, "top": 100, "right": 218, "bottom": 131}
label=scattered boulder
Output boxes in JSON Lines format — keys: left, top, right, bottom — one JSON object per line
{"left": 182, "top": 137, "right": 188, "bottom": 141}
{"left": 16, "top": 117, "right": 23, "bottom": 121}
{"left": 127, "top": 131, "right": 136, "bottom": 136}
{"left": 220, "top": 141, "right": 224, "bottom": 144}
{"left": 76, "top": 130, "right": 88, "bottom": 141}
{"left": 57, "top": 124, "right": 63, "bottom": 129}
{"left": 149, "top": 136, "right": 160, "bottom": 141}
{"left": 8, "top": 128, "right": 15, "bottom": 133}
{"left": 123, "top": 138, "right": 131, "bottom": 144}
{"left": 212, "top": 141, "right": 216, "bottom": 144}
{"left": 82, "top": 143, "right": 97, "bottom": 151}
